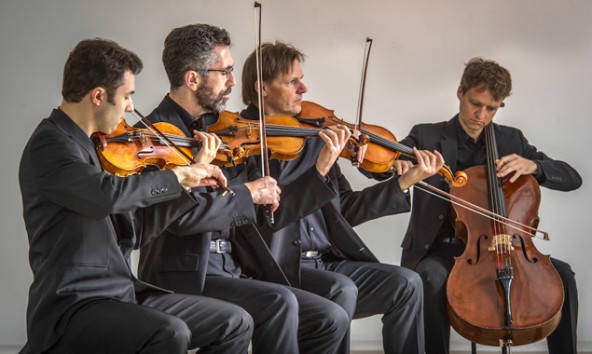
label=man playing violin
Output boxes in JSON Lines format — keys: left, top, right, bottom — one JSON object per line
{"left": 391, "top": 57, "right": 582, "bottom": 354}
{"left": 18, "top": 38, "right": 254, "bottom": 354}
{"left": 137, "top": 24, "right": 351, "bottom": 354}
{"left": 239, "top": 41, "right": 445, "bottom": 354}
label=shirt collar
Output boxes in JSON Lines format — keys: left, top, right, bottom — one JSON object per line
{"left": 455, "top": 116, "right": 484, "bottom": 147}
{"left": 164, "top": 94, "right": 219, "bottom": 132}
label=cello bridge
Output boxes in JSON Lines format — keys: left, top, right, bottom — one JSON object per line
{"left": 488, "top": 233, "right": 515, "bottom": 252}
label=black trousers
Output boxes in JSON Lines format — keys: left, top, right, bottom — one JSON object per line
{"left": 301, "top": 257, "right": 425, "bottom": 354}
{"left": 48, "top": 292, "right": 253, "bottom": 354}
{"left": 203, "top": 276, "right": 350, "bottom": 354}
{"left": 414, "top": 248, "right": 578, "bottom": 354}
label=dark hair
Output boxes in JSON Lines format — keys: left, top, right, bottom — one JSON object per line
{"left": 242, "top": 41, "right": 305, "bottom": 105}
{"left": 460, "top": 57, "right": 512, "bottom": 101}
{"left": 62, "top": 38, "right": 142, "bottom": 103}
{"left": 162, "top": 24, "right": 231, "bottom": 90}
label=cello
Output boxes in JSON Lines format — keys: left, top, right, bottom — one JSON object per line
{"left": 446, "top": 122, "right": 563, "bottom": 350}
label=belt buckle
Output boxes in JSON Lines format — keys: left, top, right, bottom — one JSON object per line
{"left": 214, "top": 239, "right": 223, "bottom": 254}
{"left": 304, "top": 251, "right": 319, "bottom": 258}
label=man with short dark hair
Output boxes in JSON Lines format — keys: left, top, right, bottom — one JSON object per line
{"left": 138, "top": 24, "right": 350, "bottom": 354}
{"left": 19, "top": 38, "right": 253, "bottom": 354}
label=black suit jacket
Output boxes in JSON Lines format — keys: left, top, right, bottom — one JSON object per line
{"left": 238, "top": 105, "right": 412, "bottom": 288}
{"left": 399, "top": 115, "right": 582, "bottom": 269}
{"left": 137, "top": 97, "right": 291, "bottom": 295}
{"left": 19, "top": 109, "right": 198, "bottom": 354}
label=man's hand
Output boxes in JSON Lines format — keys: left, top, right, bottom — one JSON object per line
{"left": 348, "top": 129, "right": 368, "bottom": 165}
{"left": 397, "top": 148, "right": 445, "bottom": 190}
{"left": 245, "top": 176, "right": 281, "bottom": 212}
{"left": 496, "top": 154, "right": 537, "bottom": 183}
{"left": 315, "top": 124, "right": 351, "bottom": 176}
{"left": 171, "top": 163, "right": 228, "bottom": 190}
{"left": 192, "top": 131, "right": 222, "bottom": 164}
{"left": 391, "top": 159, "right": 414, "bottom": 176}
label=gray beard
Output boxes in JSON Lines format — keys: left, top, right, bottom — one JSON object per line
{"left": 196, "top": 83, "right": 229, "bottom": 113}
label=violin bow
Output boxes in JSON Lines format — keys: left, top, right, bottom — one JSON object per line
{"left": 351, "top": 37, "right": 374, "bottom": 166}
{"left": 132, "top": 109, "right": 234, "bottom": 196}
{"left": 254, "top": 1, "right": 274, "bottom": 224}
{"left": 352, "top": 41, "right": 546, "bottom": 239}
{"left": 415, "top": 181, "right": 549, "bottom": 240}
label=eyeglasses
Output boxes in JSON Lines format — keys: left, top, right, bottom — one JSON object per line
{"left": 202, "top": 66, "right": 234, "bottom": 77}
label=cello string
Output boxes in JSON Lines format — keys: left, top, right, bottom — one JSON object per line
{"left": 484, "top": 125, "right": 499, "bottom": 265}
{"left": 485, "top": 124, "right": 504, "bottom": 267}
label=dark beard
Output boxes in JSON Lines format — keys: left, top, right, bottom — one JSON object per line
{"left": 195, "top": 82, "right": 231, "bottom": 113}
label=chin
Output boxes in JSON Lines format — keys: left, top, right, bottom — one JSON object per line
{"left": 289, "top": 105, "right": 301, "bottom": 116}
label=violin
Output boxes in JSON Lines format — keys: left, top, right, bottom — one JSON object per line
{"left": 206, "top": 110, "right": 363, "bottom": 167}
{"left": 93, "top": 119, "right": 235, "bottom": 176}
{"left": 445, "top": 123, "right": 563, "bottom": 347}
{"left": 296, "top": 101, "right": 468, "bottom": 187}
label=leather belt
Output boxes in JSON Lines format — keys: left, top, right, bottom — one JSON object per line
{"left": 210, "top": 239, "right": 232, "bottom": 253}
{"left": 301, "top": 250, "right": 320, "bottom": 258}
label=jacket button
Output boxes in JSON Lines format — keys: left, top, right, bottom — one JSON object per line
{"left": 425, "top": 244, "right": 430, "bottom": 250}
{"left": 293, "top": 239, "right": 302, "bottom": 246}
{"left": 160, "top": 187, "right": 168, "bottom": 193}
{"left": 438, "top": 214, "right": 444, "bottom": 220}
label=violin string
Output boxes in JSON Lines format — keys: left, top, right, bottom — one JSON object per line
{"left": 131, "top": 111, "right": 192, "bottom": 167}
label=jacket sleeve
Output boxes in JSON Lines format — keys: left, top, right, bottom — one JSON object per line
{"left": 514, "top": 129, "right": 582, "bottom": 191}
{"left": 335, "top": 163, "right": 411, "bottom": 227}
{"left": 30, "top": 127, "right": 188, "bottom": 219}
{"left": 257, "top": 165, "right": 337, "bottom": 231}
{"left": 165, "top": 183, "right": 257, "bottom": 236}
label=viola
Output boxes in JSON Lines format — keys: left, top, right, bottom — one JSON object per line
{"left": 296, "top": 101, "right": 467, "bottom": 187}
{"left": 92, "top": 120, "right": 234, "bottom": 176}
{"left": 445, "top": 123, "right": 563, "bottom": 348}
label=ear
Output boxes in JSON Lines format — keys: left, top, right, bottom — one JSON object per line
{"left": 456, "top": 86, "right": 464, "bottom": 100}
{"left": 90, "top": 87, "right": 107, "bottom": 106}
{"left": 255, "top": 80, "right": 268, "bottom": 98}
{"left": 185, "top": 70, "right": 201, "bottom": 91}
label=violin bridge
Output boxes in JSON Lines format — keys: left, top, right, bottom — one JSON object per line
{"left": 246, "top": 123, "right": 252, "bottom": 138}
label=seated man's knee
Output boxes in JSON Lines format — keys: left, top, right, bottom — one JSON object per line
{"left": 415, "top": 258, "right": 449, "bottom": 292}
{"left": 329, "top": 273, "right": 358, "bottom": 318}
{"left": 323, "top": 301, "right": 351, "bottom": 335}
{"left": 269, "top": 286, "right": 299, "bottom": 313}
{"left": 155, "top": 315, "right": 191, "bottom": 348}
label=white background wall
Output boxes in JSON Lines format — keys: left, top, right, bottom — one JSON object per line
{"left": 1, "top": 0, "right": 590, "bottom": 352}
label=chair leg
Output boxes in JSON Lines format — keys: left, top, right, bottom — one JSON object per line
{"left": 471, "top": 341, "right": 477, "bottom": 354}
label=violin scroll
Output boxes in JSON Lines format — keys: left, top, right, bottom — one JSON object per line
{"left": 439, "top": 165, "right": 468, "bottom": 188}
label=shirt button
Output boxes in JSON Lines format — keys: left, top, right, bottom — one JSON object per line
{"left": 310, "top": 227, "right": 314, "bottom": 232}
{"left": 438, "top": 214, "right": 444, "bottom": 220}
{"left": 425, "top": 244, "right": 430, "bottom": 250}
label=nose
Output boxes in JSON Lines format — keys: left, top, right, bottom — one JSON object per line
{"left": 298, "top": 81, "right": 308, "bottom": 94}
{"left": 476, "top": 106, "right": 487, "bottom": 119}
{"left": 227, "top": 71, "right": 236, "bottom": 87}
{"left": 125, "top": 98, "right": 135, "bottom": 113}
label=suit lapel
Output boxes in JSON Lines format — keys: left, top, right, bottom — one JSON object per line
{"left": 441, "top": 116, "right": 460, "bottom": 173}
